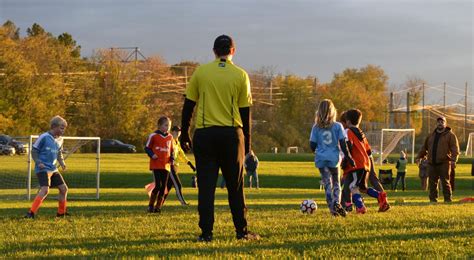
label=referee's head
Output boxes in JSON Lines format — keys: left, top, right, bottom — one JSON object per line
{"left": 213, "top": 35, "right": 235, "bottom": 57}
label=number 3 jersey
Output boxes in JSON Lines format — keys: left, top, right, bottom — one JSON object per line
{"left": 309, "top": 122, "right": 346, "bottom": 168}
{"left": 145, "top": 131, "right": 175, "bottom": 171}
{"left": 32, "top": 132, "right": 64, "bottom": 173}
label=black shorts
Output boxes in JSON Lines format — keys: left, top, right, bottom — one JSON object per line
{"left": 37, "top": 171, "right": 66, "bottom": 187}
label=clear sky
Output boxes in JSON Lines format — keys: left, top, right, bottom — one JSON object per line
{"left": 1, "top": 0, "right": 472, "bottom": 93}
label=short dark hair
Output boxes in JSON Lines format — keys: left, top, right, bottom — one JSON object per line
{"left": 213, "top": 35, "right": 234, "bottom": 56}
{"left": 339, "top": 111, "right": 347, "bottom": 123}
{"left": 345, "top": 109, "right": 362, "bottom": 126}
{"left": 157, "top": 116, "right": 170, "bottom": 126}
{"left": 171, "top": 126, "right": 181, "bottom": 132}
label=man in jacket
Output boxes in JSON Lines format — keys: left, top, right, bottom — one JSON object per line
{"left": 417, "top": 116, "right": 459, "bottom": 202}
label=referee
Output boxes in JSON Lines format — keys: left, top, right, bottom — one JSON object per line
{"left": 180, "top": 35, "right": 260, "bottom": 242}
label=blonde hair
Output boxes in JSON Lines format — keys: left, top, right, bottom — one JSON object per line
{"left": 315, "top": 99, "right": 337, "bottom": 129}
{"left": 50, "top": 115, "right": 67, "bottom": 128}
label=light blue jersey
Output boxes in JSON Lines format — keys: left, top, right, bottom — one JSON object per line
{"left": 309, "top": 122, "right": 345, "bottom": 168}
{"left": 33, "top": 132, "right": 64, "bottom": 173}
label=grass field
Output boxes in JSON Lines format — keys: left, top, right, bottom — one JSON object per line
{"left": 0, "top": 154, "right": 473, "bottom": 258}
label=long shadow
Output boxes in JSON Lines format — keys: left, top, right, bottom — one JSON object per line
{"left": 2, "top": 229, "right": 471, "bottom": 258}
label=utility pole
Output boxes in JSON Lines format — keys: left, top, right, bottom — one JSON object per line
{"left": 422, "top": 83, "right": 425, "bottom": 135}
{"left": 465, "top": 82, "right": 468, "bottom": 142}
{"left": 389, "top": 92, "right": 394, "bottom": 128}
{"left": 184, "top": 66, "right": 188, "bottom": 87}
{"left": 269, "top": 81, "right": 273, "bottom": 104}
{"left": 443, "top": 82, "right": 446, "bottom": 112}
{"left": 407, "top": 92, "right": 410, "bottom": 129}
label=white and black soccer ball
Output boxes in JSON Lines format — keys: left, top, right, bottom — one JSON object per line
{"left": 300, "top": 199, "right": 317, "bottom": 214}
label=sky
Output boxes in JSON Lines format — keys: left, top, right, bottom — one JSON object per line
{"left": 1, "top": 0, "right": 472, "bottom": 101}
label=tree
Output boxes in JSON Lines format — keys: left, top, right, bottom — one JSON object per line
{"left": 319, "top": 65, "right": 389, "bottom": 126}
{"left": 26, "top": 23, "right": 49, "bottom": 37}
{"left": 58, "top": 32, "right": 81, "bottom": 58}
{"left": 2, "top": 20, "right": 20, "bottom": 40}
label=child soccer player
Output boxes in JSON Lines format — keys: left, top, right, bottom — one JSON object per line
{"left": 310, "top": 100, "right": 355, "bottom": 217}
{"left": 393, "top": 151, "right": 408, "bottom": 191}
{"left": 245, "top": 150, "right": 259, "bottom": 189}
{"left": 165, "top": 126, "right": 196, "bottom": 205}
{"left": 25, "top": 115, "right": 69, "bottom": 218}
{"left": 343, "top": 109, "right": 390, "bottom": 213}
{"left": 144, "top": 116, "right": 175, "bottom": 213}
{"left": 418, "top": 157, "right": 429, "bottom": 191}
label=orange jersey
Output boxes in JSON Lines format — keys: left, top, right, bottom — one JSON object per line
{"left": 145, "top": 131, "right": 174, "bottom": 171}
{"left": 343, "top": 127, "right": 372, "bottom": 175}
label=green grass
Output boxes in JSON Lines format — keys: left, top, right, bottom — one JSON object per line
{"left": 0, "top": 154, "right": 473, "bottom": 258}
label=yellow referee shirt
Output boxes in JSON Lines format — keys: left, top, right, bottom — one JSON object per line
{"left": 186, "top": 58, "right": 252, "bottom": 129}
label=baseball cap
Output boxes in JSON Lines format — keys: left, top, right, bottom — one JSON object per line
{"left": 213, "top": 35, "right": 234, "bottom": 50}
{"left": 437, "top": 116, "right": 446, "bottom": 122}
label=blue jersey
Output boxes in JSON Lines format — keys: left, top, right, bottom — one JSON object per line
{"left": 309, "top": 122, "right": 345, "bottom": 168}
{"left": 33, "top": 132, "right": 64, "bottom": 173}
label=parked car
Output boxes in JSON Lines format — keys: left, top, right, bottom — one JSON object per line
{"left": 99, "top": 139, "right": 136, "bottom": 153}
{"left": 0, "top": 143, "right": 15, "bottom": 156}
{"left": 0, "top": 135, "right": 26, "bottom": 154}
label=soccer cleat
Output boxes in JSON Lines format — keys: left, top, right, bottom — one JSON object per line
{"left": 356, "top": 206, "right": 367, "bottom": 214}
{"left": 147, "top": 205, "right": 155, "bottom": 213}
{"left": 344, "top": 204, "right": 353, "bottom": 212}
{"left": 56, "top": 212, "right": 71, "bottom": 218}
{"left": 236, "top": 231, "right": 261, "bottom": 241}
{"left": 378, "top": 202, "right": 390, "bottom": 212}
{"left": 153, "top": 208, "right": 161, "bottom": 213}
{"left": 333, "top": 203, "right": 347, "bottom": 217}
{"left": 197, "top": 234, "right": 213, "bottom": 242}
{"left": 377, "top": 191, "right": 387, "bottom": 204}
{"left": 24, "top": 212, "right": 35, "bottom": 219}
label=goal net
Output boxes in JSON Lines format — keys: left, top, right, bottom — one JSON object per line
{"left": 466, "top": 132, "right": 474, "bottom": 157}
{"left": 379, "top": 129, "right": 415, "bottom": 165}
{"left": 0, "top": 136, "right": 101, "bottom": 200}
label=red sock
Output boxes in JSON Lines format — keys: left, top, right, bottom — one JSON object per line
{"left": 30, "top": 195, "right": 44, "bottom": 214}
{"left": 58, "top": 200, "right": 67, "bottom": 214}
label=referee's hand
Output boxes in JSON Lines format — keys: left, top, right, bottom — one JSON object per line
{"left": 180, "top": 133, "right": 192, "bottom": 153}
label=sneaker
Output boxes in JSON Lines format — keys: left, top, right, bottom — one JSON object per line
{"left": 153, "top": 208, "right": 161, "bottom": 213}
{"left": 344, "top": 202, "right": 353, "bottom": 212}
{"left": 197, "top": 233, "right": 213, "bottom": 242}
{"left": 236, "top": 231, "right": 260, "bottom": 240}
{"left": 356, "top": 206, "right": 367, "bottom": 214}
{"left": 444, "top": 199, "right": 452, "bottom": 203}
{"left": 56, "top": 212, "right": 71, "bottom": 218}
{"left": 430, "top": 199, "right": 438, "bottom": 203}
{"left": 182, "top": 202, "right": 190, "bottom": 206}
{"left": 378, "top": 202, "right": 390, "bottom": 212}
{"left": 147, "top": 206, "right": 154, "bottom": 213}
{"left": 24, "top": 211, "right": 35, "bottom": 219}
{"left": 377, "top": 191, "right": 388, "bottom": 205}
{"left": 333, "top": 203, "right": 347, "bottom": 217}
{"left": 345, "top": 204, "right": 353, "bottom": 212}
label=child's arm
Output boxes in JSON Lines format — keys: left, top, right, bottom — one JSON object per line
{"left": 57, "top": 147, "right": 66, "bottom": 171}
{"left": 144, "top": 134, "right": 157, "bottom": 159}
{"left": 31, "top": 148, "right": 45, "bottom": 169}
{"left": 339, "top": 139, "right": 355, "bottom": 167}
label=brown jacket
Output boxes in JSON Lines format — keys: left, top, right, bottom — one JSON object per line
{"left": 417, "top": 127, "right": 459, "bottom": 165}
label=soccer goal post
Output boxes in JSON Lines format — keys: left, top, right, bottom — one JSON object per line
{"left": 379, "top": 129, "right": 415, "bottom": 165}
{"left": 27, "top": 136, "right": 101, "bottom": 200}
{"left": 466, "top": 132, "right": 474, "bottom": 157}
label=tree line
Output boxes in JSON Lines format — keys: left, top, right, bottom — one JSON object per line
{"left": 1, "top": 21, "right": 394, "bottom": 152}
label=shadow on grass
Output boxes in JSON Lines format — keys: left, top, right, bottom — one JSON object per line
{"left": 2, "top": 229, "right": 472, "bottom": 258}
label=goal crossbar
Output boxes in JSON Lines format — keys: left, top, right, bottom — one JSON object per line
{"left": 27, "top": 135, "right": 101, "bottom": 200}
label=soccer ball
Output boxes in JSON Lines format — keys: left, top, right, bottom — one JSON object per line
{"left": 300, "top": 199, "right": 317, "bottom": 214}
